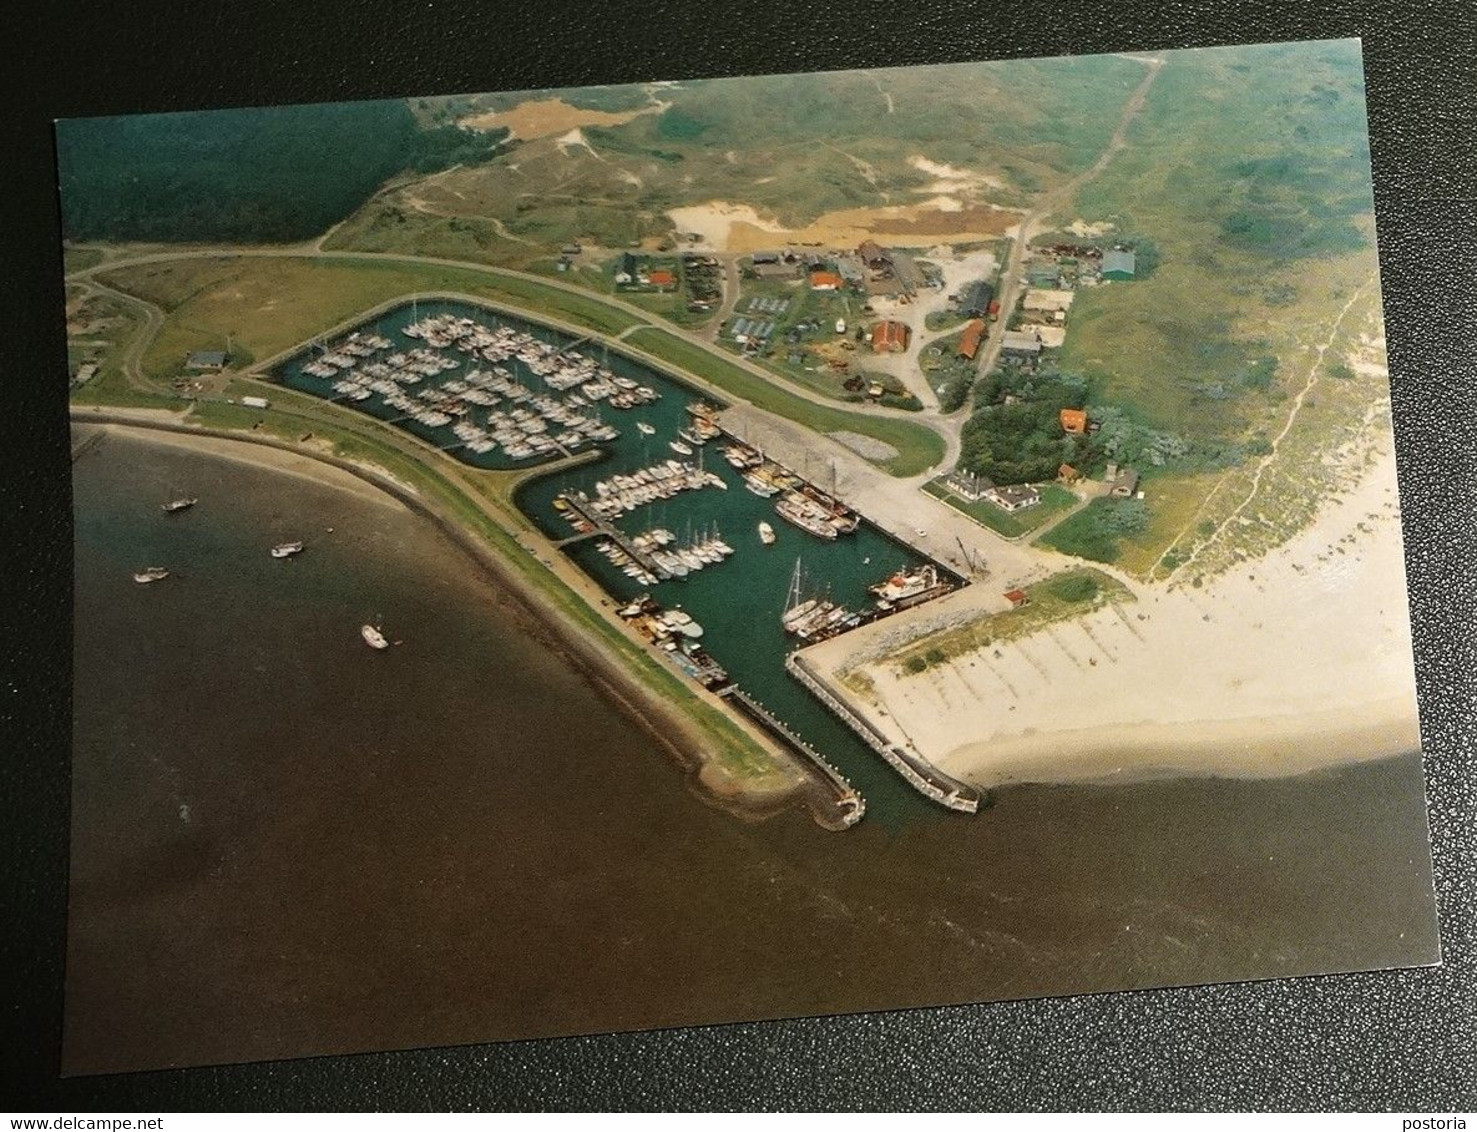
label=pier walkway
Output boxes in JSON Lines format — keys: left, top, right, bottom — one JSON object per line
{"left": 557, "top": 493, "right": 664, "bottom": 576}
{"left": 787, "top": 653, "right": 980, "bottom": 814}
{"left": 728, "top": 689, "right": 865, "bottom": 829}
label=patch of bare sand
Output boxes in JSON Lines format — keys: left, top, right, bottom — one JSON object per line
{"left": 670, "top": 198, "right": 1023, "bottom": 252}
{"left": 808, "top": 442, "right": 1420, "bottom": 788}
{"left": 460, "top": 97, "right": 668, "bottom": 140}
{"left": 103, "top": 424, "right": 413, "bottom": 510}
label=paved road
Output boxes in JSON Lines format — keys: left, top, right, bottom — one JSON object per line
{"left": 972, "top": 54, "right": 1165, "bottom": 386}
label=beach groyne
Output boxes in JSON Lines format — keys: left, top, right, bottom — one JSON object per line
{"left": 787, "top": 652, "right": 980, "bottom": 814}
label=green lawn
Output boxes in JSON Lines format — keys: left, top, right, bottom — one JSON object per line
{"left": 624, "top": 327, "right": 946, "bottom": 477}
{"left": 924, "top": 478, "right": 1078, "bottom": 538}
{"left": 97, "top": 255, "right": 643, "bottom": 382}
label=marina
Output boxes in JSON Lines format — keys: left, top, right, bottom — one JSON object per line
{"left": 280, "top": 298, "right": 967, "bottom": 820}
{"left": 275, "top": 302, "right": 656, "bottom": 471}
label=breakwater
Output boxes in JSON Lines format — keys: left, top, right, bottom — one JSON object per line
{"left": 787, "top": 652, "right": 980, "bottom": 813}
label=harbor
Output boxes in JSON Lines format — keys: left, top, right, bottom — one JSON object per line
{"left": 277, "top": 298, "right": 970, "bottom": 821}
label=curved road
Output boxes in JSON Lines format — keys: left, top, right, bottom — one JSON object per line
{"left": 67, "top": 58, "right": 1164, "bottom": 496}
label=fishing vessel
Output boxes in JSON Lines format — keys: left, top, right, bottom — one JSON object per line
{"left": 775, "top": 491, "right": 840, "bottom": 540}
{"left": 161, "top": 497, "right": 197, "bottom": 513}
{"left": 869, "top": 563, "right": 940, "bottom": 608}
{"left": 758, "top": 521, "right": 776, "bottom": 545}
{"left": 361, "top": 623, "right": 390, "bottom": 650}
{"left": 271, "top": 541, "right": 304, "bottom": 559}
{"left": 132, "top": 566, "right": 170, "bottom": 584}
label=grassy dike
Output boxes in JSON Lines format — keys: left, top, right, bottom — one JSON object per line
{"left": 110, "top": 383, "right": 805, "bottom": 811}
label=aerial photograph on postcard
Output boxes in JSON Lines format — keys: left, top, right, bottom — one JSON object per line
{"left": 59, "top": 38, "right": 1437, "bottom": 1075}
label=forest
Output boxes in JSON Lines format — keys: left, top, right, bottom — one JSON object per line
{"left": 957, "top": 372, "right": 1092, "bottom": 485}
{"left": 56, "top": 101, "right": 507, "bottom": 244}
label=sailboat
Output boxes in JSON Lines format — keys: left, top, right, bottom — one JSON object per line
{"left": 781, "top": 558, "right": 818, "bottom": 632}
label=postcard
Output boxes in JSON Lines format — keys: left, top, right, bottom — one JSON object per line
{"left": 59, "top": 38, "right": 1438, "bottom": 1075}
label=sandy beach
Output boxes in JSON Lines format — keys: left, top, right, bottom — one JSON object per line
{"left": 806, "top": 441, "right": 1421, "bottom": 788}
{"left": 669, "top": 198, "right": 1021, "bottom": 253}
{"left": 86, "top": 421, "right": 411, "bottom": 510}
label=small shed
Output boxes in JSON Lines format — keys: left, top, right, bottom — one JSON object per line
{"left": 1001, "top": 330, "right": 1042, "bottom": 359}
{"left": 1058, "top": 463, "right": 1081, "bottom": 485}
{"left": 647, "top": 269, "right": 676, "bottom": 289}
{"left": 1111, "top": 468, "right": 1141, "bottom": 497}
{"left": 1004, "top": 589, "right": 1030, "bottom": 608}
{"left": 809, "top": 270, "right": 843, "bottom": 291}
{"left": 1102, "top": 249, "right": 1137, "bottom": 280}
{"left": 1059, "top": 408, "right": 1088, "bottom": 435}
{"left": 185, "top": 350, "right": 228, "bottom": 371}
{"left": 857, "top": 239, "right": 889, "bottom": 268}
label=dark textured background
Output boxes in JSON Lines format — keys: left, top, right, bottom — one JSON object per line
{"left": 2, "top": 0, "right": 1473, "bottom": 1112}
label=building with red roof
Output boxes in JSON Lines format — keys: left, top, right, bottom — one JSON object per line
{"left": 957, "top": 318, "right": 986, "bottom": 360}
{"left": 870, "top": 320, "right": 910, "bottom": 353}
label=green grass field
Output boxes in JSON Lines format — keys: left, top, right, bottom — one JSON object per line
{"left": 924, "top": 478, "right": 1078, "bottom": 538}
{"left": 95, "top": 256, "right": 643, "bottom": 381}
{"left": 623, "top": 327, "right": 945, "bottom": 477}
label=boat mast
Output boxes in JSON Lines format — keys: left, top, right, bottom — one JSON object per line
{"left": 786, "top": 557, "right": 803, "bottom": 614}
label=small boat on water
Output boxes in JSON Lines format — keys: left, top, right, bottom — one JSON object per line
{"left": 133, "top": 566, "right": 170, "bottom": 584}
{"left": 361, "top": 623, "right": 390, "bottom": 650}
{"left": 758, "top": 521, "right": 776, "bottom": 545}
{"left": 636, "top": 421, "right": 656, "bottom": 436}
{"left": 161, "top": 497, "right": 197, "bottom": 514}
{"left": 271, "top": 541, "right": 304, "bottom": 559}
{"left": 670, "top": 440, "right": 693, "bottom": 456}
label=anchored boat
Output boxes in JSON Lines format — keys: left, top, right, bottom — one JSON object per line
{"left": 271, "top": 541, "right": 304, "bottom": 559}
{"left": 161, "top": 497, "right": 197, "bottom": 514}
{"left": 133, "top": 566, "right": 170, "bottom": 584}
{"left": 361, "top": 623, "right": 390, "bottom": 650}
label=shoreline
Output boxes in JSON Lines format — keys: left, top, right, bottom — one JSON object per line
{"left": 806, "top": 440, "right": 1422, "bottom": 791}
{"left": 75, "top": 415, "right": 828, "bottom": 827}
{"left": 944, "top": 706, "right": 1421, "bottom": 790}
